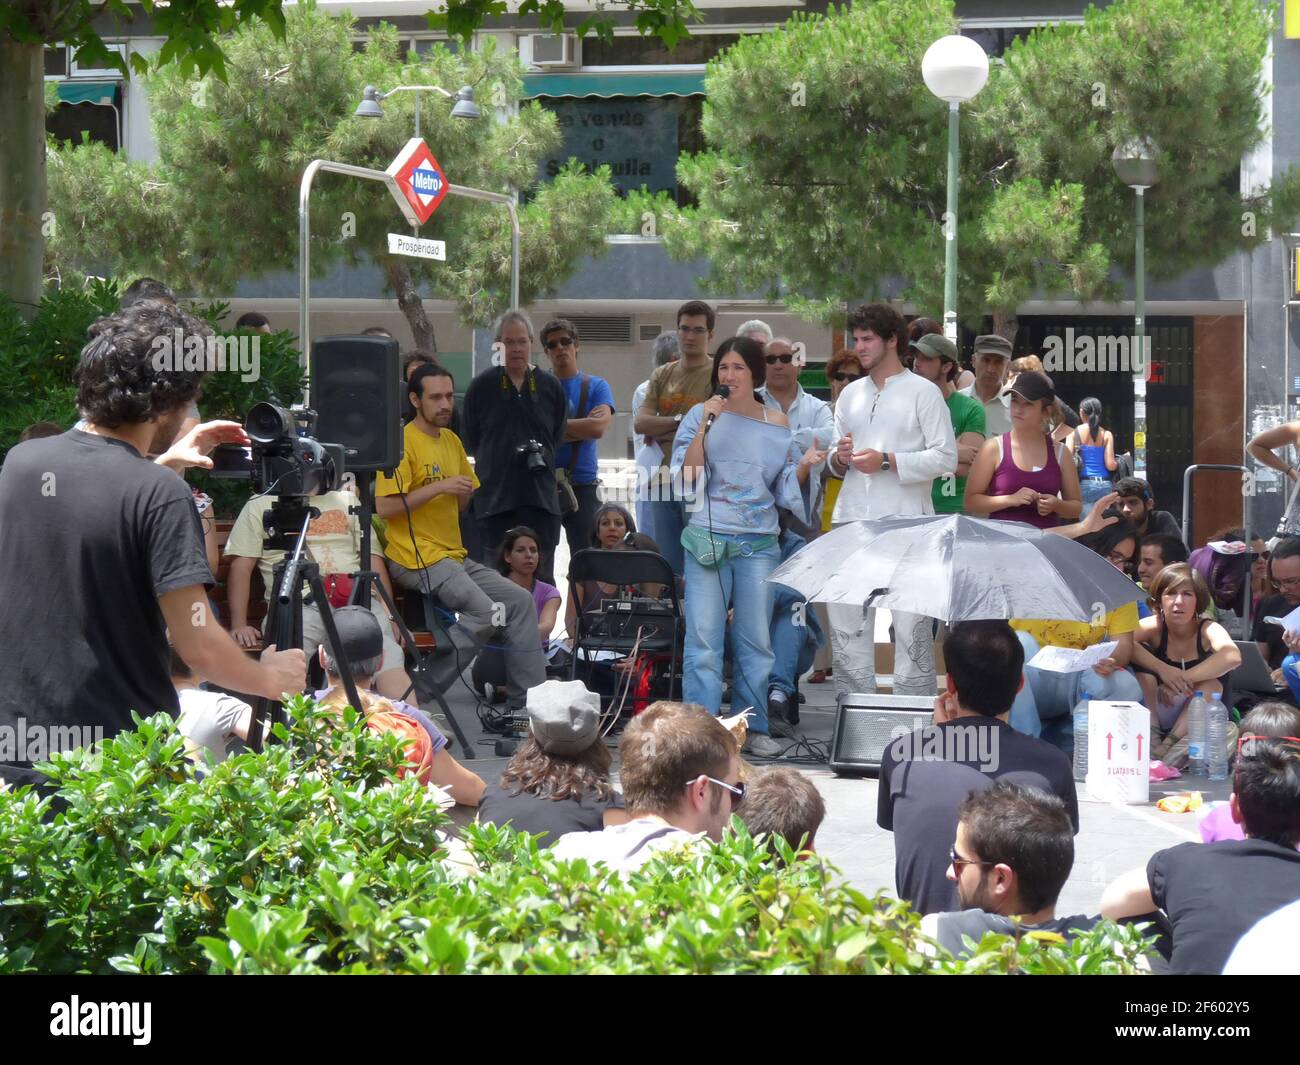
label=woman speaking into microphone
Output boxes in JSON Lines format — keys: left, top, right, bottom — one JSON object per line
{"left": 671, "top": 336, "right": 826, "bottom": 758}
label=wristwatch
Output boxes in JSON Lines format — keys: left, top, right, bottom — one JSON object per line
{"left": 880, "top": 454, "right": 892, "bottom": 472}
{"left": 674, "top": 413, "right": 683, "bottom": 424}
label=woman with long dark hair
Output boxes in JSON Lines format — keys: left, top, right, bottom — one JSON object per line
{"left": 671, "top": 336, "right": 824, "bottom": 758}
{"left": 1066, "top": 396, "right": 1118, "bottom": 508}
{"left": 471, "top": 525, "right": 560, "bottom": 698}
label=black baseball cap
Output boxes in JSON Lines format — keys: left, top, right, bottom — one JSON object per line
{"left": 327, "top": 605, "right": 384, "bottom": 663}
{"left": 1002, "top": 370, "right": 1056, "bottom": 404}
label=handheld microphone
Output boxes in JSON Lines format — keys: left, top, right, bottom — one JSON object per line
{"left": 704, "top": 384, "right": 730, "bottom": 431}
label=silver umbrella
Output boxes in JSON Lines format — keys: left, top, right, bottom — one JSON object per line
{"left": 768, "top": 514, "right": 1142, "bottom": 622}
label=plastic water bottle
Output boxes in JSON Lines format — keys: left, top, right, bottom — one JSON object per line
{"left": 1186, "top": 691, "right": 1208, "bottom": 777}
{"left": 1072, "top": 688, "right": 1091, "bottom": 783}
{"left": 1206, "top": 693, "right": 1229, "bottom": 781}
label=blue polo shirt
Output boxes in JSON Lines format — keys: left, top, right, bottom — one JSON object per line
{"left": 554, "top": 372, "right": 614, "bottom": 485}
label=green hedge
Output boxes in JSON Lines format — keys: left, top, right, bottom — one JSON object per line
{"left": 0, "top": 284, "right": 306, "bottom": 518}
{"left": 0, "top": 699, "right": 1152, "bottom": 975}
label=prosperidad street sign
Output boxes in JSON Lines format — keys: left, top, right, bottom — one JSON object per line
{"left": 386, "top": 138, "right": 449, "bottom": 227}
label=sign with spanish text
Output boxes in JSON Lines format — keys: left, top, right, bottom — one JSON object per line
{"left": 387, "top": 233, "right": 446, "bottom": 260}
{"left": 1085, "top": 700, "right": 1150, "bottom": 804}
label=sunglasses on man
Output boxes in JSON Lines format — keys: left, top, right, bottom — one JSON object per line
{"left": 544, "top": 336, "right": 575, "bottom": 351}
{"left": 949, "top": 846, "right": 996, "bottom": 870}
{"left": 686, "top": 775, "right": 746, "bottom": 809}
{"left": 765, "top": 352, "right": 795, "bottom": 365}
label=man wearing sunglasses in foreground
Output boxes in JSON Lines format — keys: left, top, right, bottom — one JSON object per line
{"left": 920, "top": 781, "right": 1099, "bottom": 959}
{"left": 551, "top": 701, "right": 742, "bottom": 873}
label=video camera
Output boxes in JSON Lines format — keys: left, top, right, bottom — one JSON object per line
{"left": 210, "top": 401, "right": 345, "bottom": 497}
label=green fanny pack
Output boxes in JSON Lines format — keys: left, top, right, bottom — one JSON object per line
{"left": 680, "top": 525, "right": 778, "bottom": 568}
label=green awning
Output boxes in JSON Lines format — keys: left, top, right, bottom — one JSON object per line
{"left": 522, "top": 71, "right": 706, "bottom": 99}
{"left": 56, "top": 81, "right": 121, "bottom": 106}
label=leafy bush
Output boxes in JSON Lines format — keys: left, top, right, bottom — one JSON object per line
{"left": 0, "top": 699, "right": 1152, "bottom": 975}
{"left": 0, "top": 280, "right": 119, "bottom": 455}
{"left": 0, "top": 285, "right": 306, "bottom": 517}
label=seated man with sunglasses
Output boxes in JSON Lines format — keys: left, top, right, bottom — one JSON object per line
{"left": 550, "top": 701, "right": 741, "bottom": 873}
{"left": 921, "top": 781, "right": 1098, "bottom": 958}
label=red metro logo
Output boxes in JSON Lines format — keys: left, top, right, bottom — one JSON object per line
{"left": 386, "top": 138, "right": 449, "bottom": 227}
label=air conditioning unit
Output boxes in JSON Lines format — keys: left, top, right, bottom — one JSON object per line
{"left": 530, "top": 33, "right": 577, "bottom": 68}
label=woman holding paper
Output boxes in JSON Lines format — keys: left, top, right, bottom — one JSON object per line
{"left": 1004, "top": 511, "right": 1145, "bottom": 747}
{"left": 1130, "top": 564, "right": 1241, "bottom": 764}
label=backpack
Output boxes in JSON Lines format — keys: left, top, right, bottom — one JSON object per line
{"left": 1187, "top": 545, "right": 1247, "bottom": 613}
{"left": 363, "top": 706, "right": 435, "bottom": 784}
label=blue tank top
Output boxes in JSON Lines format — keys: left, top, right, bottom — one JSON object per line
{"left": 1080, "top": 443, "right": 1109, "bottom": 478}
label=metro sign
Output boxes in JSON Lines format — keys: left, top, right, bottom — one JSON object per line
{"left": 386, "top": 138, "right": 448, "bottom": 227}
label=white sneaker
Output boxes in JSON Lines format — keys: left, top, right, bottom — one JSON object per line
{"left": 745, "top": 733, "right": 785, "bottom": 759}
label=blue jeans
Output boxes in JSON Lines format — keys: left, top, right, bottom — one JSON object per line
{"left": 648, "top": 499, "right": 687, "bottom": 577}
{"left": 769, "top": 532, "right": 824, "bottom": 698}
{"left": 1282, "top": 654, "right": 1300, "bottom": 703}
{"left": 1080, "top": 477, "right": 1112, "bottom": 508}
{"left": 1010, "top": 631, "right": 1145, "bottom": 756}
{"left": 683, "top": 534, "right": 779, "bottom": 734}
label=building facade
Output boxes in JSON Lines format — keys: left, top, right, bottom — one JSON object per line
{"left": 47, "top": 0, "right": 1300, "bottom": 543}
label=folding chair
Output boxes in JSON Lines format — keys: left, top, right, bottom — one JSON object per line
{"left": 567, "top": 549, "right": 684, "bottom": 708}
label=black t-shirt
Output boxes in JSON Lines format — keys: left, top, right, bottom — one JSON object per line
{"left": 926, "top": 909, "right": 1100, "bottom": 958}
{"left": 1251, "top": 593, "right": 1295, "bottom": 668}
{"left": 1141, "top": 509, "right": 1183, "bottom": 541}
{"left": 461, "top": 366, "right": 567, "bottom": 519}
{"left": 0, "top": 431, "right": 211, "bottom": 783}
{"left": 1148, "top": 838, "right": 1300, "bottom": 974}
{"left": 477, "top": 779, "right": 624, "bottom": 844}
{"left": 877, "top": 719, "right": 1079, "bottom": 916}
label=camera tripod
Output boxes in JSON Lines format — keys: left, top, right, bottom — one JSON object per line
{"left": 246, "top": 495, "right": 361, "bottom": 752}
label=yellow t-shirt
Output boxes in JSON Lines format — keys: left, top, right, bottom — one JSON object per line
{"left": 821, "top": 476, "right": 843, "bottom": 533}
{"left": 225, "top": 490, "right": 361, "bottom": 603}
{"left": 1011, "top": 601, "right": 1140, "bottom": 651}
{"left": 375, "top": 423, "right": 478, "bottom": 571}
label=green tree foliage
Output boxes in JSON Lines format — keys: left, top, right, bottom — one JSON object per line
{"left": 0, "top": 699, "right": 1154, "bottom": 975}
{"left": 2, "top": 0, "right": 702, "bottom": 318}
{"left": 655, "top": 0, "right": 1300, "bottom": 332}
{"left": 44, "top": 7, "right": 622, "bottom": 345}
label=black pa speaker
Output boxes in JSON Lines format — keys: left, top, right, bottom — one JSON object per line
{"left": 311, "top": 335, "right": 403, "bottom": 474}
{"left": 829, "top": 692, "right": 934, "bottom": 776}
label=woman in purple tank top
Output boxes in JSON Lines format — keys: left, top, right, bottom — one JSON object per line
{"left": 964, "top": 371, "right": 1082, "bottom": 529}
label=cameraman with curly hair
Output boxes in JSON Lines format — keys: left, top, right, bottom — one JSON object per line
{"left": 0, "top": 300, "right": 305, "bottom": 789}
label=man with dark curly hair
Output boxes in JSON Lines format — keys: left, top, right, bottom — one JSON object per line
{"left": 0, "top": 300, "right": 305, "bottom": 790}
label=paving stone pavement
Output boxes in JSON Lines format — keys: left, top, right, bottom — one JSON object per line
{"left": 435, "top": 656, "right": 1230, "bottom": 916}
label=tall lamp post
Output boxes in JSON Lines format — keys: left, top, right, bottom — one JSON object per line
{"left": 922, "top": 35, "right": 990, "bottom": 341}
{"left": 1112, "top": 137, "right": 1160, "bottom": 482}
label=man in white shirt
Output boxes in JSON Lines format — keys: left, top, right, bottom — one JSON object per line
{"left": 826, "top": 303, "right": 956, "bottom": 697}
{"left": 550, "top": 701, "right": 741, "bottom": 874}
{"left": 957, "top": 334, "right": 1013, "bottom": 436}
